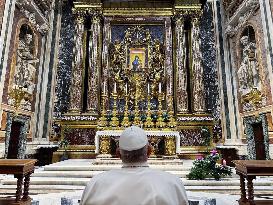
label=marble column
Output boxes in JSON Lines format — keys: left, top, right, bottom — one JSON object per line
{"left": 87, "top": 13, "right": 102, "bottom": 114}
{"left": 165, "top": 18, "right": 174, "bottom": 111}
{"left": 191, "top": 15, "right": 206, "bottom": 113}
{"left": 101, "top": 17, "right": 111, "bottom": 111}
{"left": 69, "top": 12, "right": 85, "bottom": 112}
{"left": 175, "top": 16, "right": 188, "bottom": 113}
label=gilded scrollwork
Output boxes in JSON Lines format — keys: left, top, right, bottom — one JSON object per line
{"left": 99, "top": 136, "right": 111, "bottom": 154}
{"left": 165, "top": 136, "right": 176, "bottom": 156}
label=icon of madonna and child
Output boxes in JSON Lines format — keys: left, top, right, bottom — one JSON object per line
{"left": 130, "top": 48, "right": 145, "bottom": 72}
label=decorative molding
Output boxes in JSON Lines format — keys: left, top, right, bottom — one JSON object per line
{"left": 224, "top": 0, "right": 259, "bottom": 37}
{"left": 59, "top": 115, "right": 97, "bottom": 121}
{"left": 177, "top": 116, "right": 214, "bottom": 122}
{"left": 15, "top": 0, "right": 50, "bottom": 35}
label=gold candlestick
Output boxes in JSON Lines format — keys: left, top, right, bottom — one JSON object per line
{"left": 144, "top": 94, "right": 154, "bottom": 129}
{"left": 110, "top": 93, "right": 119, "bottom": 128}
{"left": 121, "top": 95, "right": 130, "bottom": 127}
{"left": 156, "top": 93, "right": 165, "bottom": 128}
{"left": 167, "top": 94, "right": 177, "bottom": 129}
{"left": 98, "top": 94, "right": 108, "bottom": 129}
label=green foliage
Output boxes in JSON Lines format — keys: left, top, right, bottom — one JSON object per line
{"left": 187, "top": 150, "right": 232, "bottom": 180}
{"left": 59, "top": 138, "right": 69, "bottom": 150}
{"left": 201, "top": 126, "right": 211, "bottom": 147}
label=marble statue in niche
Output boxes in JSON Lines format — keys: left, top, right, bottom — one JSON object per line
{"left": 14, "top": 25, "right": 38, "bottom": 94}
{"left": 237, "top": 27, "right": 265, "bottom": 111}
{"left": 238, "top": 35, "right": 260, "bottom": 95}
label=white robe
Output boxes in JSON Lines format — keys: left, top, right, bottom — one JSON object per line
{"left": 80, "top": 163, "right": 188, "bottom": 205}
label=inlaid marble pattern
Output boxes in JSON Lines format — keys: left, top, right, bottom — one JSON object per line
{"left": 180, "top": 129, "right": 207, "bottom": 146}
{"left": 63, "top": 128, "right": 96, "bottom": 145}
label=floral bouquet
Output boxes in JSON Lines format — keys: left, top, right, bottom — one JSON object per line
{"left": 187, "top": 149, "right": 232, "bottom": 180}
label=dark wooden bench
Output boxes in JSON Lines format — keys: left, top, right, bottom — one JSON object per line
{"left": 233, "top": 160, "right": 273, "bottom": 205}
{"left": 0, "top": 159, "right": 37, "bottom": 205}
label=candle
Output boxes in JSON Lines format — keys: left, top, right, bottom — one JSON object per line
{"left": 103, "top": 81, "right": 106, "bottom": 94}
{"left": 159, "top": 82, "right": 161, "bottom": 93}
{"left": 125, "top": 83, "right": 128, "bottom": 94}
{"left": 148, "top": 83, "right": 150, "bottom": 94}
{"left": 114, "top": 82, "right": 117, "bottom": 93}
{"left": 223, "top": 159, "right": 227, "bottom": 166}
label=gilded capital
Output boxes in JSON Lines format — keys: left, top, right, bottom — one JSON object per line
{"left": 72, "top": 10, "right": 86, "bottom": 24}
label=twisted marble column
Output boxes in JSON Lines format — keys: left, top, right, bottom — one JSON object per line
{"left": 87, "top": 14, "right": 102, "bottom": 114}
{"left": 69, "top": 12, "right": 85, "bottom": 112}
{"left": 175, "top": 17, "right": 188, "bottom": 113}
{"left": 191, "top": 16, "right": 206, "bottom": 113}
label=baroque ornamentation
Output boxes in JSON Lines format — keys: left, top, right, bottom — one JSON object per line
{"left": 16, "top": 0, "right": 50, "bottom": 35}
{"left": 224, "top": 0, "right": 259, "bottom": 37}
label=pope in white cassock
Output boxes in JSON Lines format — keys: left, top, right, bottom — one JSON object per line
{"left": 80, "top": 126, "right": 189, "bottom": 205}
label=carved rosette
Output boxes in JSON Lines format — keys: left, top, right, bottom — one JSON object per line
{"left": 69, "top": 12, "right": 85, "bottom": 112}
{"left": 87, "top": 13, "right": 102, "bottom": 114}
{"left": 191, "top": 16, "right": 206, "bottom": 113}
{"left": 175, "top": 17, "right": 188, "bottom": 113}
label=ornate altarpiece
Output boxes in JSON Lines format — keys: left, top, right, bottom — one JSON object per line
{"left": 53, "top": 0, "right": 216, "bottom": 160}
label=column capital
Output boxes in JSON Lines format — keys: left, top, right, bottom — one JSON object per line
{"left": 72, "top": 9, "right": 87, "bottom": 24}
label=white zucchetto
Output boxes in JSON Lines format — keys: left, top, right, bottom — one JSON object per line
{"left": 119, "top": 126, "right": 148, "bottom": 151}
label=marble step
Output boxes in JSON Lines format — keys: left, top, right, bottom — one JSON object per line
{"left": 93, "top": 158, "right": 185, "bottom": 165}
{"left": 32, "top": 170, "right": 189, "bottom": 178}
{"left": 2, "top": 177, "right": 272, "bottom": 187}
{"left": 43, "top": 165, "right": 191, "bottom": 171}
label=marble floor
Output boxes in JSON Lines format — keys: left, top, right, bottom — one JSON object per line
{"left": 0, "top": 159, "right": 272, "bottom": 205}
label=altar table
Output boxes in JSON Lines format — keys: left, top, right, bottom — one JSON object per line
{"left": 0, "top": 159, "right": 37, "bottom": 205}
{"left": 233, "top": 160, "right": 273, "bottom": 205}
{"left": 95, "top": 130, "right": 181, "bottom": 155}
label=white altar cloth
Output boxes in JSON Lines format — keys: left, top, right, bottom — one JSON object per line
{"left": 95, "top": 130, "right": 181, "bottom": 154}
